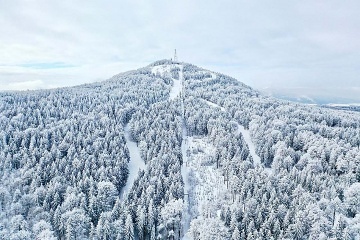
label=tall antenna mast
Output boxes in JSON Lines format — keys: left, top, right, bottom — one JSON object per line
{"left": 174, "top": 49, "right": 178, "bottom": 62}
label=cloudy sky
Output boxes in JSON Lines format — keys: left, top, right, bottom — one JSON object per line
{"left": 1, "top": 1, "right": 360, "bottom": 102}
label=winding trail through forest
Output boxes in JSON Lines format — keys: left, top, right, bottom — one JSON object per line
{"left": 178, "top": 65, "right": 193, "bottom": 239}
{"left": 160, "top": 64, "right": 270, "bottom": 238}
{"left": 236, "top": 124, "right": 272, "bottom": 173}
{"left": 202, "top": 99, "right": 271, "bottom": 173}
{"left": 120, "top": 123, "right": 146, "bottom": 200}
{"left": 236, "top": 124, "right": 261, "bottom": 165}
{"left": 180, "top": 68, "right": 234, "bottom": 238}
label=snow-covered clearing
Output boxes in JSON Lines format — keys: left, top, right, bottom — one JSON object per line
{"left": 159, "top": 63, "right": 271, "bottom": 237}
{"left": 236, "top": 124, "right": 261, "bottom": 165}
{"left": 181, "top": 130, "right": 191, "bottom": 239}
{"left": 200, "top": 95, "right": 271, "bottom": 173}
{"left": 202, "top": 99, "right": 225, "bottom": 112}
{"left": 181, "top": 135, "right": 232, "bottom": 238}
{"left": 120, "top": 123, "right": 146, "bottom": 199}
{"left": 236, "top": 123, "right": 272, "bottom": 174}
{"left": 152, "top": 64, "right": 182, "bottom": 100}
{"left": 170, "top": 65, "right": 183, "bottom": 100}
{"left": 151, "top": 65, "right": 171, "bottom": 76}
{"left": 170, "top": 77, "right": 182, "bottom": 100}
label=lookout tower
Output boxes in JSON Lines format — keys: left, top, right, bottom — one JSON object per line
{"left": 174, "top": 49, "right": 178, "bottom": 62}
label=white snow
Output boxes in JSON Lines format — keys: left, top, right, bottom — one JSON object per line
{"left": 151, "top": 65, "right": 170, "bottom": 76}
{"left": 236, "top": 123, "right": 272, "bottom": 174}
{"left": 152, "top": 64, "right": 183, "bottom": 100}
{"left": 164, "top": 63, "right": 270, "bottom": 238}
{"left": 178, "top": 64, "right": 193, "bottom": 239}
{"left": 327, "top": 103, "right": 360, "bottom": 107}
{"left": 120, "top": 123, "right": 146, "bottom": 199}
{"left": 202, "top": 99, "right": 225, "bottom": 112}
{"left": 170, "top": 78, "right": 182, "bottom": 100}
{"left": 181, "top": 135, "right": 232, "bottom": 238}
{"left": 170, "top": 65, "right": 183, "bottom": 100}
{"left": 179, "top": 65, "right": 233, "bottom": 238}
{"left": 236, "top": 124, "right": 261, "bottom": 165}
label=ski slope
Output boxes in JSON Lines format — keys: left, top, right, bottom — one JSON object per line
{"left": 181, "top": 133, "right": 191, "bottom": 239}
{"left": 236, "top": 124, "right": 261, "bottom": 165}
{"left": 179, "top": 64, "right": 192, "bottom": 239}
{"left": 181, "top": 135, "right": 232, "bottom": 238}
{"left": 152, "top": 64, "right": 182, "bottom": 100}
{"left": 120, "top": 123, "right": 146, "bottom": 199}
{"left": 236, "top": 124, "right": 272, "bottom": 173}
{"left": 200, "top": 96, "right": 271, "bottom": 173}
{"left": 202, "top": 99, "right": 225, "bottom": 112}
{"left": 152, "top": 62, "right": 270, "bottom": 238}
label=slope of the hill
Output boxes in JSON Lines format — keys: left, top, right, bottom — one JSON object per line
{"left": 0, "top": 59, "right": 359, "bottom": 239}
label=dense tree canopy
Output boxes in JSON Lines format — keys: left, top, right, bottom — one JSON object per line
{"left": 0, "top": 60, "right": 359, "bottom": 239}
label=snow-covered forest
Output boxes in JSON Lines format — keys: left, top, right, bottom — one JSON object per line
{"left": 0, "top": 59, "right": 360, "bottom": 239}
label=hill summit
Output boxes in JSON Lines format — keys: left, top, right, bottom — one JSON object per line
{"left": 0, "top": 60, "right": 360, "bottom": 239}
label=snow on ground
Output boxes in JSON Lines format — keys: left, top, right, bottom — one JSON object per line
{"left": 236, "top": 124, "right": 261, "bottom": 165}
{"left": 177, "top": 64, "right": 270, "bottom": 237}
{"left": 181, "top": 135, "right": 232, "bottom": 238}
{"left": 181, "top": 131, "right": 191, "bottom": 239}
{"left": 170, "top": 65, "right": 183, "bottom": 100}
{"left": 202, "top": 99, "right": 225, "bottom": 112}
{"left": 199, "top": 93, "right": 271, "bottom": 174}
{"left": 152, "top": 64, "right": 183, "bottom": 100}
{"left": 236, "top": 123, "right": 272, "bottom": 174}
{"left": 120, "top": 123, "right": 146, "bottom": 199}
{"left": 170, "top": 77, "right": 182, "bottom": 100}
{"left": 151, "top": 65, "right": 171, "bottom": 76}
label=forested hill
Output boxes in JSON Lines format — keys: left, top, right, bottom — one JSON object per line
{"left": 0, "top": 59, "right": 359, "bottom": 239}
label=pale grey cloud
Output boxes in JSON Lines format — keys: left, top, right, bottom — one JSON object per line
{"left": 0, "top": 0, "right": 359, "bottom": 102}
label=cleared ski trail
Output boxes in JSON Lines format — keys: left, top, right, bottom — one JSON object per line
{"left": 152, "top": 64, "right": 182, "bottom": 100}
{"left": 178, "top": 65, "right": 193, "bottom": 239}
{"left": 180, "top": 68, "right": 233, "bottom": 238}
{"left": 236, "top": 124, "right": 272, "bottom": 173}
{"left": 236, "top": 124, "right": 261, "bottom": 165}
{"left": 120, "top": 123, "right": 146, "bottom": 199}
{"left": 203, "top": 98, "right": 271, "bottom": 173}
{"left": 151, "top": 63, "right": 270, "bottom": 238}
{"left": 181, "top": 135, "right": 233, "bottom": 239}
{"left": 202, "top": 99, "right": 225, "bottom": 112}
{"left": 170, "top": 73, "right": 182, "bottom": 100}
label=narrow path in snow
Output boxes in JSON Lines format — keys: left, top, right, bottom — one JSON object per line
{"left": 120, "top": 123, "right": 146, "bottom": 199}
{"left": 202, "top": 99, "right": 225, "bottom": 112}
{"left": 236, "top": 124, "right": 272, "bottom": 173}
{"left": 201, "top": 98, "right": 271, "bottom": 173}
{"left": 201, "top": 98, "right": 261, "bottom": 166}
{"left": 151, "top": 64, "right": 182, "bottom": 100}
{"left": 181, "top": 136, "right": 234, "bottom": 239}
{"left": 236, "top": 124, "right": 261, "bottom": 165}
{"left": 179, "top": 64, "right": 193, "bottom": 239}
{"left": 170, "top": 72, "right": 182, "bottom": 100}
{"left": 180, "top": 67, "right": 233, "bottom": 238}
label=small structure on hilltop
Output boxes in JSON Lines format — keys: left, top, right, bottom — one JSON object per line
{"left": 174, "top": 49, "right": 178, "bottom": 62}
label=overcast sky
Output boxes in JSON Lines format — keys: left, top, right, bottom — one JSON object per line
{"left": 1, "top": 1, "right": 360, "bottom": 102}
